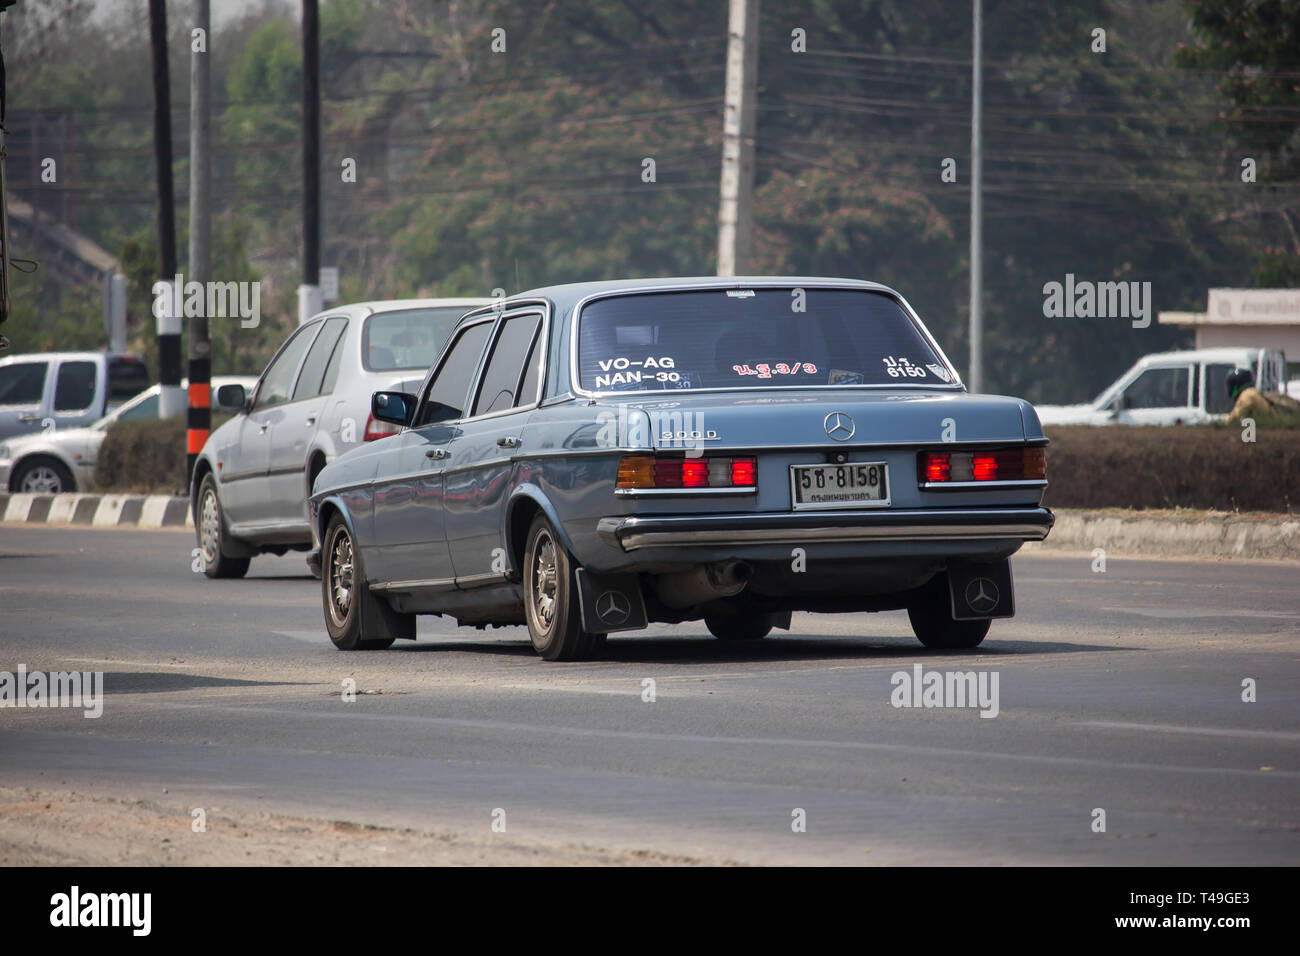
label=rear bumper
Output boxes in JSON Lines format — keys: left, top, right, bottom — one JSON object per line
{"left": 597, "top": 506, "right": 1054, "bottom": 552}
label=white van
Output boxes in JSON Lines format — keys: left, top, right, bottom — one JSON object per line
{"left": 1035, "top": 348, "right": 1287, "bottom": 426}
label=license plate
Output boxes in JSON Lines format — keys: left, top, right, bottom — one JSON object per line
{"left": 790, "top": 462, "right": 889, "bottom": 510}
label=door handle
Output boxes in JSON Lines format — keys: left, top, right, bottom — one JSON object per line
{"left": 258, "top": 422, "right": 270, "bottom": 434}
{"left": 306, "top": 416, "right": 317, "bottom": 427}
{"left": 497, "top": 436, "right": 520, "bottom": 449}
{"left": 425, "top": 448, "right": 449, "bottom": 460}
{"left": 18, "top": 413, "right": 39, "bottom": 423}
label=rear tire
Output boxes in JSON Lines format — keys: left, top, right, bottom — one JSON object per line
{"left": 523, "top": 515, "right": 604, "bottom": 661}
{"left": 907, "top": 573, "right": 991, "bottom": 649}
{"left": 13, "top": 456, "right": 75, "bottom": 494}
{"left": 197, "top": 474, "right": 250, "bottom": 579}
{"left": 321, "top": 513, "right": 407, "bottom": 650}
{"left": 705, "top": 613, "right": 772, "bottom": 641}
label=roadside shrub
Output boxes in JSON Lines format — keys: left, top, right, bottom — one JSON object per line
{"left": 1042, "top": 425, "right": 1300, "bottom": 513}
{"left": 95, "top": 414, "right": 232, "bottom": 494}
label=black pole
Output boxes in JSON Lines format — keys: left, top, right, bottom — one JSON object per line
{"left": 302, "top": 0, "right": 320, "bottom": 289}
{"left": 149, "top": 0, "right": 181, "bottom": 413}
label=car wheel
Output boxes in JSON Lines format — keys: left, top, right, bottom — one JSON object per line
{"left": 704, "top": 613, "right": 772, "bottom": 641}
{"left": 197, "top": 474, "right": 250, "bottom": 579}
{"left": 14, "top": 457, "right": 75, "bottom": 494}
{"left": 523, "top": 514, "right": 604, "bottom": 661}
{"left": 321, "top": 512, "right": 402, "bottom": 650}
{"left": 907, "top": 574, "right": 991, "bottom": 649}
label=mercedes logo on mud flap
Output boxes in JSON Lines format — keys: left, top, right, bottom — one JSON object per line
{"left": 964, "top": 578, "right": 1000, "bottom": 614}
{"left": 824, "top": 412, "right": 856, "bottom": 442}
{"left": 595, "top": 590, "right": 631, "bottom": 626}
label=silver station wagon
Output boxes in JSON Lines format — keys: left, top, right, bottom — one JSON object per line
{"left": 309, "top": 277, "right": 1053, "bottom": 659}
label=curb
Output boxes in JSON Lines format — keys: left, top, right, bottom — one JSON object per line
{"left": 1028, "top": 509, "right": 1300, "bottom": 562}
{"left": 0, "top": 493, "right": 192, "bottom": 529}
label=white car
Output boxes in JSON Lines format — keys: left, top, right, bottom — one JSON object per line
{"left": 192, "top": 298, "right": 489, "bottom": 577}
{"left": 0, "top": 376, "right": 255, "bottom": 494}
{"left": 1035, "top": 347, "right": 1288, "bottom": 426}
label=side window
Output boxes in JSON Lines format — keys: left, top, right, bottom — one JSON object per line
{"left": 319, "top": 326, "right": 348, "bottom": 395}
{"left": 518, "top": 333, "right": 541, "bottom": 407}
{"left": 1123, "top": 366, "right": 1190, "bottom": 409}
{"left": 471, "top": 313, "right": 542, "bottom": 417}
{"left": 292, "top": 317, "right": 347, "bottom": 400}
{"left": 255, "top": 323, "right": 320, "bottom": 410}
{"left": 1204, "top": 363, "right": 1237, "bottom": 415}
{"left": 54, "top": 361, "right": 97, "bottom": 412}
{"left": 0, "top": 362, "right": 49, "bottom": 405}
{"left": 415, "top": 322, "right": 492, "bottom": 426}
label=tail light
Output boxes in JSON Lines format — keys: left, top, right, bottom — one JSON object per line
{"left": 917, "top": 447, "right": 1046, "bottom": 484}
{"left": 617, "top": 455, "right": 757, "bottom": 490}
{"left": 363, "top": 413, "right": 401, "bottom": 442}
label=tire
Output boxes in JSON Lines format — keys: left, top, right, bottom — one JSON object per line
{"left": 13, "top": 456, "right": 75, "bottom": 494}
{"left": 196, "top": 474, "right": 250, "bottom": 579}
{"left": 704, "top": 613, "right": 772, "bottom": 641}
{"left": 907, "top": 573, "right": 991, "bottom": 649}
{"left": 321, "top": 512, "right": 408, "bottom": 650}
{"left": 523, "top": 515, "right": 604, "bottom": 661}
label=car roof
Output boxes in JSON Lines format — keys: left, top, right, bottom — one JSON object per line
{"left": 1134, "top": 347, "right": 1274, "bottom": 366}
{"left": 315, "top": 298, "right": 494, "bottom": 319}
{"left": 489, "top": 276, "right": 897, "bottom": 315}
{"left": 0, "top": 351, "right": 140, "bottom": 364}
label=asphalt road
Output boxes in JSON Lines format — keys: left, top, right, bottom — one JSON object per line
{"left": 1, "top": 524, "right": 1296, "bottom": 865}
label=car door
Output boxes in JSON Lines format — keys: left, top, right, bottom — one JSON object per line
{"left": 268, "top": 316, "right": 347, "bottom": 525}
{"left": 1115, "top": 364, "right": 1193, "bottom": 424}
{"left": 0, "top": 359, "right": 51, "bottom": 439}
{"left": 220, "top": 322, "right": 319, "bottom": 527}
{"left": 444, "top": 309, "right": 545, "bottom": 585}
{"left": 369, "top": 319, "right": 493, "bottom": 587}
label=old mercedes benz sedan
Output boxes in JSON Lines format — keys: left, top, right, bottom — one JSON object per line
{"left": 308, "top": 277, "right": 1053, "bottom": 659}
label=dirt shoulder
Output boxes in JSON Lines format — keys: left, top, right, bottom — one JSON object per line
{"left": 0, "top": 787, "right": 730, "bottom": 867}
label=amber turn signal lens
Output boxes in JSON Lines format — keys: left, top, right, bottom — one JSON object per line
{"left": 616, "top": 455, "right": 657, "bottom": 489}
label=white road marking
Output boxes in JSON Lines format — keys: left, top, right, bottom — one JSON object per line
{"left": 135, "top": 701, "right": 1300, "bottom": 780}
{"left": 273, "top": 630, "right": 330, "bottom": 643}
{"left": 1077, "top": 720, "right": 1300, "bottom": 741}
{"left": 1100, "top": 606, "right": 1298, "bottom": 621}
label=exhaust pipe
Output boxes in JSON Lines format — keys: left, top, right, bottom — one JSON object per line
{"left": 655, "top": 561, "right": 752, "bottom": 609}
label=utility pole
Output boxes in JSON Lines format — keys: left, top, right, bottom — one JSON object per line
{"left": 968, "top": 0, "right": 984, "bottom": 393}
{"left": 187, "top": 0, "right": 211, "bottom": 484}
{"left": 299, "top": 0, "right": 322, "bottom": 325}
{"left": 149, "top": 0, "right": 183, "bottom": 418}
{"left": 716, "top": 0, "right": 758, "bottom": 277}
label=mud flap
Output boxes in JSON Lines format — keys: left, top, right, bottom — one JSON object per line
{"left": 946, "top": 558, "right": 1014, "bottom": 620}
{"left": 575, "top": 568, "right": 648, "bottom": 633}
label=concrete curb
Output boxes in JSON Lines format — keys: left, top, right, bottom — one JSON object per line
{"left": 1028, "top": 509, "right": 1300, "bottom": 562}
{"left": 0, "top": 493, "right": 192, "bottom": 529}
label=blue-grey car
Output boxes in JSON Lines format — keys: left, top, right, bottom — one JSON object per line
{"left": 308, "top": 277, "right": 1053, "bottom": 659}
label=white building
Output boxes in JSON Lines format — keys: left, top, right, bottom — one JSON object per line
{"left": 1159, "top": 288, "right": 1300, "bottom": 362}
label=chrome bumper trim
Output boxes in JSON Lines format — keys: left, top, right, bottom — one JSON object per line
{"left": 597, "top": 507, "right": 1054, "bottom": 552}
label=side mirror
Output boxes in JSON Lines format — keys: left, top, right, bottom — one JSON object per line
{"left": 215, "top": 383, "right": 246, "bottom": 412}
{"left": 372, "top": 390, "right": 416, "bottom": 427}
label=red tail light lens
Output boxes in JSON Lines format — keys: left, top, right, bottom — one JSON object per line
{"left": 920, "top": 451, "right": 951, "bottom": 483}
{"left": 617, "top": 455, "right": 757, "bottom": 490}
{"left": 918, "top": 447, "right": 1046, "bottom": 484}
{"left": 363, "top": 413, "right": 401, "bottom": 441}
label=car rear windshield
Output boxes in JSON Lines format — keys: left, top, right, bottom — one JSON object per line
{"left": 576, "top": 288, "right": 953, "bottom": 393}
{"left": 108, "top": 358, "right": 150, "bottom": 403}
{"left": 363, "top": 307, "right": 468, "bottom": 372}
